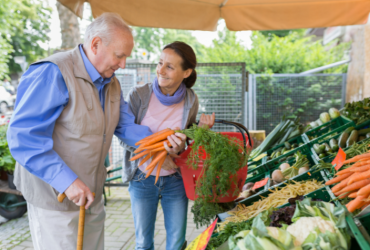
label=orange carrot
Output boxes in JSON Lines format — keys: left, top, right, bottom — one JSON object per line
{"left": 154, "top": 155, "right": 167, "bottom": 184}
{"left": 331, "top": 177, "right": 352, "bottom": 193}
{"left": 350, "top": 165, "right": 370, "bottom": 172}
{"left": 343, "top": 153, "right": 370, "bottom": 164}
{"left": 340, "top": 179, "right": 370, "bottom": 194}
{"left": 150, "top": 147, "right": 167, "bottom": 153}
{"left": 361, "top": 201, "right": 370, "bottom": 210}
{"left": 140, "top": 131, "right": 175, "bottom": 148}
{"left": 138, "top": 152, "right": 154, "bottom": 167}
{"left": 358, "top": 183, "right": 370, "bottom": 196}
{"left": 130, "top": 150, "right": 151, "bottom": 161}
{"left": 346, "top": 195, "right": 367, "bottom": 213}
{"left": 325, "top": 172, "right": 352, "bottom": 185}
{"left": 144, "top": 152, "right": 161, "bottom": 171}
{"left": 348, "top": 192, "right": 358, "bottom": 198}
{"left": 337, "top": 192, "right": 352, "bottom": 199}
{"left": 142, "top": 140, "right": 172, "bottom": 150}
{"left": 135, "top": 128, "right": 171, "bottom": 146}
{"left": 336, "top": 165, "right": 361, "bottom": 175}
{"left": 348, "top": 169, "right": 370, "bottom": 185}
{"left": 145, "top": 151, "right": 167, "bottom": 178}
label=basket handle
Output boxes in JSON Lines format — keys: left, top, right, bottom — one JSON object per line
{"left": 214, "top": 119, "right": 252, "bottom": 151}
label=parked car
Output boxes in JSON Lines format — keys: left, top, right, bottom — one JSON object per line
{"left": 0, "top": 86, "right": 14, "bottom": 114}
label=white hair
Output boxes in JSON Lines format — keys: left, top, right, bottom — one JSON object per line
{"left": 84, "top": 13, "right": 132, "bottom": 47}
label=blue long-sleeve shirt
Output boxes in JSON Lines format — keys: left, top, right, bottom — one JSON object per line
{"left": 7, "top": 45, "right": 152, "bottom": 194}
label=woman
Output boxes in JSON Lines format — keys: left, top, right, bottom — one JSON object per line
{"left": 121, "top": 41, "right": 215, "bottom": 250}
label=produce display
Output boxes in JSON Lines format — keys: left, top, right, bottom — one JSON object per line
{"left": 341, "top": 97, "right": 370, "bottom": 125}
{"left": 314, "top": 127, "right": 370, "bottom": 159}
{"left": 325, "top": 152, "right": 370, "bottom": 213}
{"left": 249, "top": 118, "right": 308, "bottom": 160}
{"left": 218, "top": 180, "right": 324, "bottom": 229}
{"left": 207, "top": 197, "right": 350, "bottom": 250}
{"left": 308, "top": 108, "right": 340, "bottom": 129}
{"left": 265, "top": 141, "right": 304, "bottom": 162}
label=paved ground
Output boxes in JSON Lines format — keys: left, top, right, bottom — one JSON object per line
{"left": 0, "top": 187, "right": 207, "bottom": 250}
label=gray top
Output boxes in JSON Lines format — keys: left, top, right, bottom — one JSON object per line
{"left": 120, "top": 83, "right": 199, "bottom": 183}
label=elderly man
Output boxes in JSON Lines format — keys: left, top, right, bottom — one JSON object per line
{"left": 7, "top": 13, "right": 185, "bottom": 250}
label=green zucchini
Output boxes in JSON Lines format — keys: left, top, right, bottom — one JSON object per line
{"left": 329, "top": 138, "right": 338, "bottom": 149}
{"left": 319, "top": 153, "right": 327, "bottom": 158}
{"left": 323, "top": 143, "right": 331, "bottom": 152}
{"left": 319, "top": 144, "right": 326, "bottom": 152}
{"left": 358, "top": 128, "right": 370, "bottom": 135}
{"left": 338, "top": 131, "right": 349, "bottom": 148}
{"left": 284, "top": 141, "right": 291, "bottom": 150}
{"left": 346, "top": 130, "right": 359, "bottom": 147}
{"left": 313, "top": 144, "right": 323, "bottom": 154}
{"left": 344, "top": 126, "right": 355, "bottom": 134}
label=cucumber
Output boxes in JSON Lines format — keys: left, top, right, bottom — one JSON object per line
{"left": 346, "top": 130, "right": 359, "bottom": 147}
{"left": 358, "top": 135, "right": 366, "bottom": 142}
{"left": 329, "top": 108, "right": 340, "bottom": 119}
{"left": 319, "top": 144, "right": 326, "bottom": 152}
{"left": 319, "top": 153, "right": 327, "bottom": 158}
{"left": 367, "top": 133, "right": 370, "bottom": 138}
{"left": 344, "top": 126, "right": 355, "bottom": 134}
{"left": 320, "top": 112, "right": 331, "bottom": 123}
{"left": 338, "top": 131, "right": 349, "bottom": 148}
{"left": 358, "top": 128, "right": 370, "bottom": 135}
{"left": 313, "top": 144, "right": 323, "bottom": 154}
{"left": 323, "top": 143, "right": 331, "bottom": 152}
{"left": 329, "top": 138, "right": 338, "bottom": 149}
{"left": 284, "top": 141, "right": 291, "bottom": 150}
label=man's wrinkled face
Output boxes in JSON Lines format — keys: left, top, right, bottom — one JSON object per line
{"left": 91, "top": 29, "right": 134, "bottom": 79}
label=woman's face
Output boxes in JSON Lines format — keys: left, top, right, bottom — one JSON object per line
{"left": 156, "top": 48, "right": 192, "bottom": 90}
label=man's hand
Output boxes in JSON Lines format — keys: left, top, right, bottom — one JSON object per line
{"left": 161, "top": 155, "right": 179, "bottom": 171}
{"left": 198, "top": 112, "right": 215, "bottom": 129}
{"left": 64, "top": 178, "right": 94, "bottom": 209}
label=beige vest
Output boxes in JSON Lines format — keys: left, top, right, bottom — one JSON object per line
{"left": 14, "top": 46, "right": 121, "bottom": 211}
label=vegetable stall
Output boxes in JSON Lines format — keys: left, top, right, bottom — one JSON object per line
{"left": 143, "top": 97, "right": 370, "bottom": 249}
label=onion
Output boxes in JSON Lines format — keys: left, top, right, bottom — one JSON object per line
{"left": 299, "top": 166, "right": 310, "bottom": 175}
{"left": 279, "top": 163, "right": 290, "bottom": 171}
{"left": 272, "top": 170, "right": 284, "bottom": 183}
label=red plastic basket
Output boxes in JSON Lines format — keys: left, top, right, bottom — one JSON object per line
{"left": 175, "top": 132, "right": 252, "bottom": 202}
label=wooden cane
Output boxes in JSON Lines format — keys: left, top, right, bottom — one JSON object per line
{"left": 58, "top": 192, "right": 95, "bottom": 250}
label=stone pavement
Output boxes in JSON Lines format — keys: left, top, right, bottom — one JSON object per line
{"left": 0, "top": 187, "right": 208, "bottom": 250}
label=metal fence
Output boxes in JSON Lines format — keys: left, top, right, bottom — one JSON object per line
{"left": 245, "top": 73, "right": 347, "bottom": 134}
{"left": 108, "top": 62, "right": 246, "bottom": 170}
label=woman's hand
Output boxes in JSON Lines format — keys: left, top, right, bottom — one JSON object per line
{"left": 198, "top": 112, "right": 215, "bottom": 129}
{"left": 164, "top": 132, "right": 186, "bottom": 154}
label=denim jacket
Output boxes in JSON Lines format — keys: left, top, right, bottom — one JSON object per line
{"left": 120, "top": 83, "right": 199, "bottom": 183}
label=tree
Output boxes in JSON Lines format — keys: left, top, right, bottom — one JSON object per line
{"left": 7, "top": 0, "right": 51, "bottom": 75}
{"left": 56, "top": 2, "right": 81, "bottom": 49}
{"left": 131, "top": 27, "right": 204, "bottom": 61}
{"left": 0, "top": 0, "right": 51, "bottom": 78}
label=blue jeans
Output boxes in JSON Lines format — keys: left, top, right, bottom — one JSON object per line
{"left": 129, "top": 169, "right": 188, "bottom": 250}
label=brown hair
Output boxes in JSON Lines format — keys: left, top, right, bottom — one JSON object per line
{"left": 163, "top": 41, "right": 197, "bottom": 88}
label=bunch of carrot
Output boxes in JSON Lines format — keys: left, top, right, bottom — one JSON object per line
{"left": 325, "top": 151, "right": 370, "bottom": 212}
{"left": 130, "top": 128, "right": 175, "bottom": 184}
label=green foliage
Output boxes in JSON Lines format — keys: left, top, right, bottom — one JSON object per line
{"left": 0, "top": 125, "right": 15, "bottom": 174}
{"left": 131, "top": 27, "right": 204, "bottom": 61}
{"left": 179, "top": 125, "right": 248, "bottom": 228}
{"left": 198, "top": 29, "right": 349, "bottom": 74}
{"left": 0, "top": 0, "right": 51, "bottom": 78}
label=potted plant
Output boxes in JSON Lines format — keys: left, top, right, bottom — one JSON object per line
{"left": 0, "top": 125, "right": 16, "bottom": 189}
